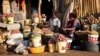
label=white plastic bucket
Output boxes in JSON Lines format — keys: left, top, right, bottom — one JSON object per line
{"left": 66, "top": 38, "right": 73, "bottom": 49}
{"left": 57, "top": 41, "right": 67, "bottom": 53}
{"left": 32, "top": 36, "right": 41, "bottom": 47}
{"left": 88, "top": 34, "right": 99, "bottom": 42}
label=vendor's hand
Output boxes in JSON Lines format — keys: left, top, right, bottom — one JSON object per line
{"left": 62, "top": 28, "right": 67, "bottom": 31}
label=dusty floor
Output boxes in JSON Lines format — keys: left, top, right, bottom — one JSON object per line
{"left": 0, "top": 50, "right": 100, "bottom": 56}
{"left": 0, "top": 45, "right": 100, "bottom": 56}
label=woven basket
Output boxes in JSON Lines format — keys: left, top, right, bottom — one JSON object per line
{"left": 29, "top": 45, "right": 45, "bottom": 54}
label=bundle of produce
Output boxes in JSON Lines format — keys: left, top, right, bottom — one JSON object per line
{"left": 56, "top": 34, "right": 67, "bottom": 42}
{"left": 83, "top": 15, "right": 100, "bottom": 24}
{"left": 42, "top": 27, "right": 54, "bottom": 36}
{"left": 32, "top": 28, "right": 42, "bottom": 34}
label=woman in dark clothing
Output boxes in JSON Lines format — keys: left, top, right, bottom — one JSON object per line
{"left": 61, "top": 13, "right": 81, "bottom": 49}
{"left": 61, "top": 13, "right": 80, "bottom": 39}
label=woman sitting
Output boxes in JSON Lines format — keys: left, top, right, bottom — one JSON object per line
{"left": 61, "top": 13, "right": 80, "bottom": 39}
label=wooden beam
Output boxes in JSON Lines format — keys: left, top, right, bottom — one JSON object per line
{"left": 38, "top": 0, "right": 42, "bottom": 23}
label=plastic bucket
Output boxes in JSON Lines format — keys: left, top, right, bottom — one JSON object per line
{"left": 29, "top": 45, "right": 45, "bottom": 54}
{"left": 48, "top": 44, "right": 55, "bottom": 53}
{"left": 66, "top": 38, "right": 73, "bottom": 49}
{"left": 32, "top": 36, "right": 42, "bottom": 47}
{"left": 57, "top": 41, "right": 67, "bottom": 53}
{"left": 88, "top": 34, "right": 99, "bottom": 42}
{"left": 86, "top": 41, "right": 99, "bottom": 52}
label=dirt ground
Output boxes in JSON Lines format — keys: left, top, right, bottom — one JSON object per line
{"left": 0, "top": 45, "right": 100, "bottom": 56}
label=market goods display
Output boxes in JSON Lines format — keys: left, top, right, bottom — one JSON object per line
{"left": 56, "top": 34, "right": 67, "bottom": 42}
{"left": 79, "top": 15, "right": 100, "bottom": 31}
{"left": 31, "top": 34, "right": 42, "bottom": 47}
{"left": 86, "top": 41, "right": 99, "bottom": 52}
{"left": 63, "top": 0, "right": 100, "bottom": 27}
{"left": 48, "top": 38, "right": 56, "bottom": 53}
{"left": 57, "top": 41, "right": 67, "bottom": 53}
{"left": 80, "top": 15, "right": 100, "bottom": 24}
{"left": 88, "top": 30, "right": 99, "bottom": 42}
{"left": 8, "top": 16, "right": 14, "bottom": 24}
{"left": 24, "top": 19, "right": 32, "bottom": 26}
{"left": 56, "top": 34, "right": 67, "bottom": 53}
{"left": 29, "top": 45, "right": 45, "bottom": 54}
{"left": 66, "top": 38, "right": 73, "bottom": 49}
{"left": 7, "top": 23, "right": 20, "bottom": 30}
{"left": 23, "top": 26, "right": 31, "bottom": 33}
{"left": 42, "top": 29, "right": 54, "bottom": 44}
{"left": 23, "top": 26, "right": 31, "bottom": 37}
{"left": 32, "top": 28, "right": 42, "bottom": 34}
{"left": 0, "top": 0, "right": 100, "bottom": 54}
{"left": 31, "top": 28, "right": 42, "bottom": 47}
{"left": 48, "top": 43, "right": 55, "bottom": 53}
{"left": 29, "top": 27, "right": 45, "bottom": 54}
{"left": 44, "top": 31, "right": 54, "bottom": 37}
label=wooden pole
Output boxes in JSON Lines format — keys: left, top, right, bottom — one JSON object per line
{"left": 38, "top": 0, "right": 42, "bottom": 23}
